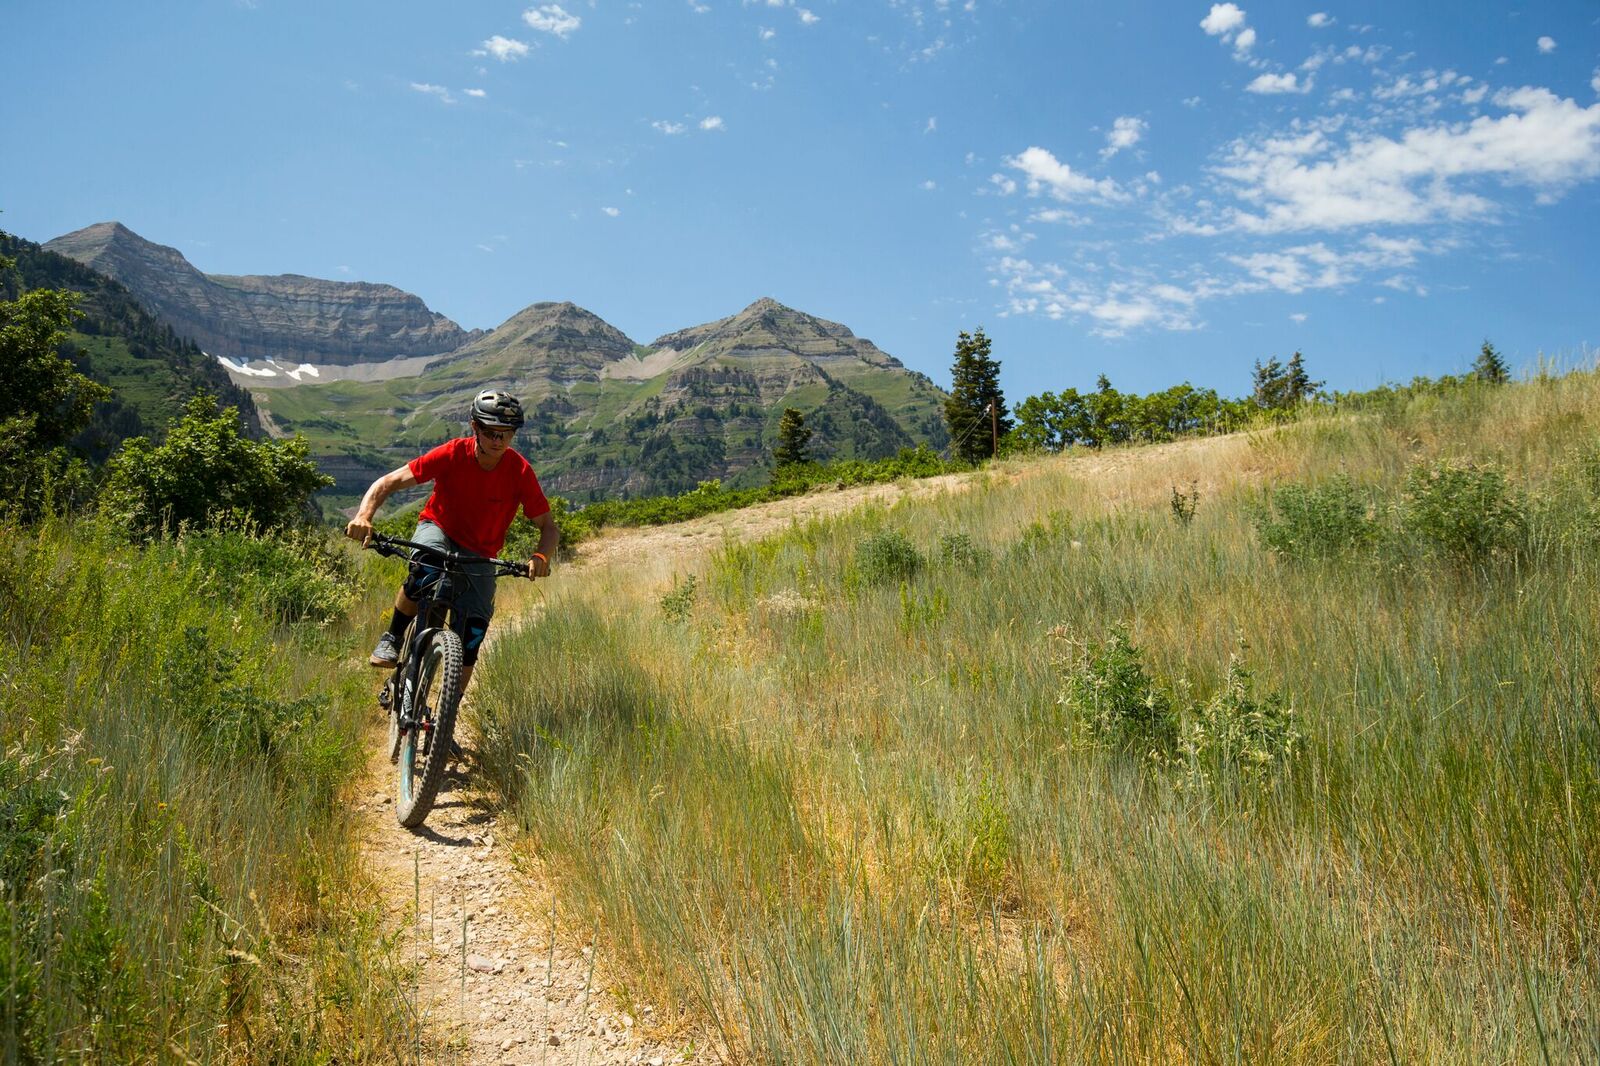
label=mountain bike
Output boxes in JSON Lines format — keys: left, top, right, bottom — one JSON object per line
{"left": 366, "top": 533, "right": 531, "bottom": 828}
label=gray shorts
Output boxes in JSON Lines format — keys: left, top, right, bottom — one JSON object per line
{"left": 408, "top": 520, "right": 497, "bottom": 623}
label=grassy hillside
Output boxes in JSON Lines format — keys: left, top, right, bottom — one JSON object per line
{"left": 472, "top": 372, "right": 1599, "bottom": 1061}
{"left": 0, "top": 231, "right": 262, "bottom": 459}
{"left": 0, "top": 520, "right": 415, "bottom": 1058}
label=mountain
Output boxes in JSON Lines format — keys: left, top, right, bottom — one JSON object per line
{"left": 43, "top": 222, "right": 477, "bottom": 367}
{"left": 0, "top": 230, "right": 263, "bottom": 460}
{"left": 258, "top": 296, "right": 950, "bottom": 500}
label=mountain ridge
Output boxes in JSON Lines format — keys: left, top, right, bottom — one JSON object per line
{"left": 44, "top": 222, "right": 479, "bottom": 367}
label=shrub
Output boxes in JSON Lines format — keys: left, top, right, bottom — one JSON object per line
{"left": 660, "top": 574, "right": 698, "bottom": 621}
{"left": 101, "top": 395, "right": 331, "bottom": 538}
{"left": 182, "top": 526, "right": 358, "bottom": 623}
{"left": 937, "top": 532, "right": 990, "bottom": 569}
{"left": 1255, "top": 475, "right": 1378, "bottom": 560}
{"left": 1178, "top": 655, "right": 1300, "bottom": 788}
{"left": 856, "top": 529, "right": 923, "bottom": 585}
{"left": 1170, "top": 482, "right": 1199, "bottom": 526}
{"left": 1401, "top": 459, "right": 1527, "bottom": 563}
{"left": 1058, "top": 624, "right": 1178, "bottom": 757}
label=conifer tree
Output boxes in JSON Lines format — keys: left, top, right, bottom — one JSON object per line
{"left": 943, "top": 327, "right": 1011, "bottom": 462}
{"left": 773, "top": 406, "right": 811, "bottom": 466}
{"left": 1472, "top": 339, "right": 1509, "bottom": 384}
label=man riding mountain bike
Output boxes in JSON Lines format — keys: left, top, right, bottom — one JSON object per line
{"left": 344, "top": 390, "right": 559, "bottom": 692}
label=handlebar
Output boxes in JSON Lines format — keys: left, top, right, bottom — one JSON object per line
{"left": 366, "top": 532, "right": 535, "bottom": 579}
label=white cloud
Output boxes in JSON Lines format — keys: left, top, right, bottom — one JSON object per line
{"left": 989, "top": 173, "right": 1018, "bottom": 195}
{"left": 1307, "top": 12, "right": 1332, "bottom": 28}
{"left": 1462, "top": 84, "right": 1488, "bottom": 105}
{"left": 1101, "top": 116, "right": 1148, "bottom": 159}
{"left": 925, "top": 116, "right": 938, "bottom": 134}
{"left": 688, "top": 0, "right": 710, "bottom": 11}
{"left": 1004, "top": 146, "right": 1124, "bottom": 201}
{"left": 1537, "top": 36, "right": 1556, "bottom": 54}
{"left": 602, "top": 207, "right": 621, "bottom": 217}
{"left": 700, "top": 115, "right": 726, "bottom": 131}
{"left": 1226, "top": 236, "right": 1424, "bottom": 293}
{"left": 1210, "top": 88, "right": 1600, "bottom": 234}
{"left": 524, "top": 4, "right": 581, "bottom": 38}
{"left": 464, "top": 88, "right": 486, "bottom": 98}
{"left": 1200, "top": 3, "right": 1247, "bottom": 37}
{"left": 921, "top": 180, "right": 937, "bottom": 190}
{"left": 410, "top": 82, "right": 455, "bottom": 104}
{"left": 1290, "top": 312, "right": 1308, "bottom": 322}
{"left": 1593, "top": 68, "right": 1600, "bottom": 94}
{"left": 759, "top": 27, "right": 776, "bottom": 40}
{"left": 1233, "top": 26, "right": 1256, "bottom": 53}
{"left": 652, "top": 120, "right": 686, "bottom": 134}
{"left": 1247, "top": 72, "right": 1310, "bottom": 94}
{"left": 797, "top": 8, "right": 819, "bottom": 24}
{"left": 1183, "top": 95, "right": 1203, "bottom": 107}
{"left": 482, "top": 35, "right": 530, "bottom": 61}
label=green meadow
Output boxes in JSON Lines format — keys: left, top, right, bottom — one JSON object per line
{"left": 473, "top": 371, "right": 1600, "bottom": 1062}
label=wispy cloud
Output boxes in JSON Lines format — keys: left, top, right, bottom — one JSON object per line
{"left": 652, "top": 120, "right": 687, "bottom": 134}
{"left": 602, "top": 206, "right": 621, "bottom": 217}
{"left": 1101, "top": 116, "right": 1147, "bottom": 159}
{"left": 1003, "top": 146, "right": 1124, "bottom": 202}
{"left": 464, "top": 88, "right": 487, "bottom": 98}
{"left": 480, "top": 35, "right": 530, "bottom": 61}
{"left": 524, "top": 4, "right": 581, "bottom": 39}
{"left": 700, "top": 115, "right": 726, "bottom": 130}
{"left": 410, "top": 82, "right": 456, "bottom": 104}
{"left": 1247, "top": 72, "right": 1311, "bottom": 94}
{"left": 1207, "top": 88, "right": 1600, "bottom": 234}
{"left": 1537, "top": 36, "right": 1556, "bottom": 54}
{"left": 1307, "top": 12, "right": 1333, "bottom": 28}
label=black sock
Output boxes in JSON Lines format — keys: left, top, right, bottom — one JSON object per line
{"left": 387, "top": 609, "right": 415, "bottom": 642}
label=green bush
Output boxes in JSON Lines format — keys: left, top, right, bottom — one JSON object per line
{"left": 1255, "top": 475, "right": 1378, "bottom": 560}
{"left": 101, "top": 395, "right": 331, "bottom": 538}
{"left": 856, "top": 529, "right": 923, "bottom": 585}
{"left": 182, "top": 526, "right": 358, "bottom": 623}
{"left": 1058, "top": 624, "right": 1178, "bottom": 756}
{"left": 937, "top": 532, "right": 990, "bottom": 569}
{"left": 1178, "top": 655, "right": 1300, "bottom": 788}
{"left": 660, "top": 573, "right": 698, "bottom": 621}
{"left": 1401, "top": 459, "right": 1527, "bottom": 563}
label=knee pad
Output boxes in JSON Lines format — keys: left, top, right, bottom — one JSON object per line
{"left": 461, "top": 617, "right": 490, "bottom": 667}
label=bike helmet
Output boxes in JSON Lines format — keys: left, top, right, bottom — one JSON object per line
{"left": 470, "top": 390, "right": 525, "bottom": 429}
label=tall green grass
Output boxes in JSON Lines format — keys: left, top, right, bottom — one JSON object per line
{"left": 475, "top": 371, "right": 1600, "bottom": 1062}
{"left": 0, "top": 519, "right": 415, "bottom": 1060}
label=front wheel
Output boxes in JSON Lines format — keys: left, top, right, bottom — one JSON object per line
{"left": 395, "top": 629, "right": 464, "bottom": 828}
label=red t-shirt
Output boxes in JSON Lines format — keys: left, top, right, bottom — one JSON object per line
{"left": 409, "top": 437, "right": 551, "bottom": 558}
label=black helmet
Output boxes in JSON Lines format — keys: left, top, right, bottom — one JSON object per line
{"left": 471, "top": 390, "right": 525, "bottom": 429}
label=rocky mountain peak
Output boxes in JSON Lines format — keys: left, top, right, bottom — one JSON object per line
{"left": 43, "top": 221, "right": 476, "bottom": 366}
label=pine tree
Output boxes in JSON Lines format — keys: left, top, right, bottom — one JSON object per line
{"left": 1252, "top": 352, "right": 1321, "bottom": 410}
{"left": 943, "top": 327, "right": 1011, "bottom": 462}
{"left": 1472, "top": 339, "right": 1509, "bottom": 385}
{"left": 773, "top": 406, "right": 811, "bottom": 466}
{"left": 1283, "top": 351, "right": 1323, "bottom": 404}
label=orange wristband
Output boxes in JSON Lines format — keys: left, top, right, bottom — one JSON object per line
{"left": 531, "top": 552, "right": 548, "bottom": 565}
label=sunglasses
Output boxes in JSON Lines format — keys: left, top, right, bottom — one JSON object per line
{"left": 475, "top": 425, "right": 515, "bottom": 443}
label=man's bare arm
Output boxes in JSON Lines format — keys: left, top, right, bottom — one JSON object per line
{"left": 528, "top": 510, "right": 560, "bottom": 577}
{"left": 344, "top": 465, "right": 421, "bottom": 545}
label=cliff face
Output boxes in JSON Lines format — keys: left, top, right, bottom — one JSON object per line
{"left": 43, "top": 222, "right": 477, "bottom": 366}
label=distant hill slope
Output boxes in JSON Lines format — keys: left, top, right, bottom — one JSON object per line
{"left": 258, "top": 296, "right": 950, "bottom": 500}
{"left": 1, "top": 230, "right": 263, "bottom": 460}
{"left": 44, "top": 222, "right": 478, "bottom": 367}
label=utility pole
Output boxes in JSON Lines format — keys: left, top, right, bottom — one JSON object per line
{"left": 990, "top": 399, "right": 998, "bottom": 458}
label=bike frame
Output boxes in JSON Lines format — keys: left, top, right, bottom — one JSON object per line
{"left": 370, "top": 534, "right": 528, "bottom": 753}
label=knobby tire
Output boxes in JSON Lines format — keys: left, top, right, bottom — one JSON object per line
{"left": 395, "top": 628, "right": 463, "bottom": 828}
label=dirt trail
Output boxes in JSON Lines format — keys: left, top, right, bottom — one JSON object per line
{"left": 350, "top": 432, "right": 1267, "bottom": 1063}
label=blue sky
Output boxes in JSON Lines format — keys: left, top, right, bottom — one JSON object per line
{"left": 4, "top": 0, "right": 1598, "bottom": 400}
